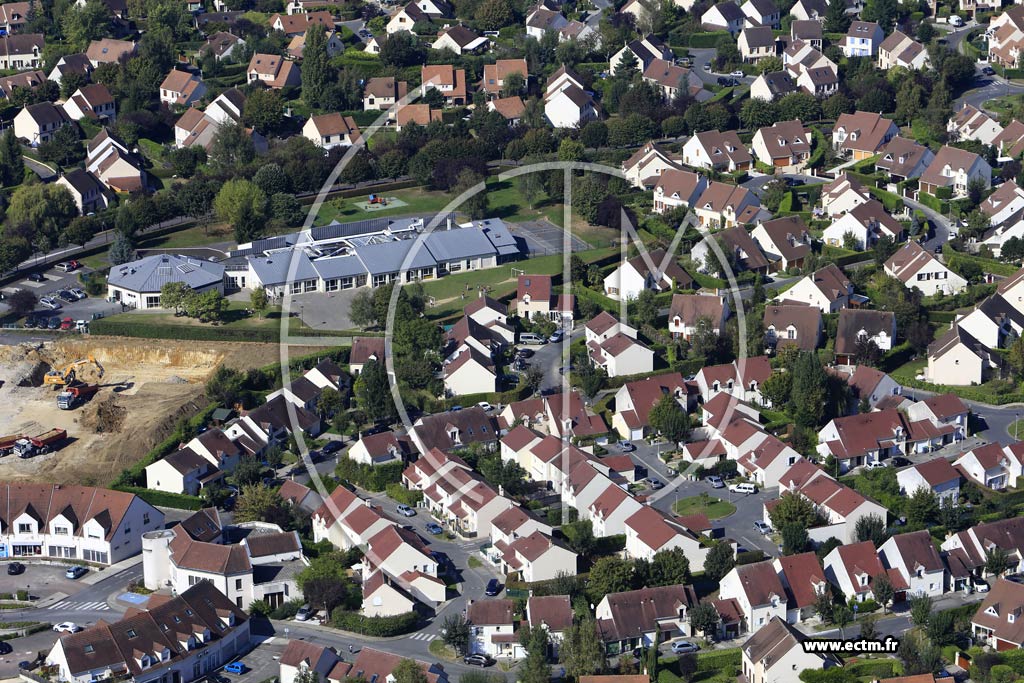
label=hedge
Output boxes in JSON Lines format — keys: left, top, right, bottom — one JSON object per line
{"left": 335, "top": 458, "right": 403, "bottom": 491}
{"left": 695, "top": 648, "right": 741, "bottom": 672}
{"left": 928, "top": 310, "right": 957, "bottom": 324}
{"left": 917, "top": 191, "right": 948, "bottom": 214}
{"left": 386, "top": 483, "right": 423, "bottom": 506}
{"left": 868, "top": 186, "right": 904, "bottom": 213}
{"left": 89, "top": 319, "right": 284, "bottom": 343}
{"left": 689, "top": 31, "right": 730, "bottom": 47}
{"left": 845, "top": 660, "right": 899, "bottom": 677}
{"left": 331, "top": 609, "right": 421, "bottom": 636}
{"left": 113, "top": 485, "right": 203, "bottom": 510}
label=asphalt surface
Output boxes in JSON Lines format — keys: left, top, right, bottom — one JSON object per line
{"left": 689, "top": 48, "right": 756, "bottom": 87}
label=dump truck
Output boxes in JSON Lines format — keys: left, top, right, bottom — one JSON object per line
{"left": 57, "top": 384, "right": 99, "bottom": 410}
{"left": 0, "top": 434, "right": 23, "bottom": 456}
{"left": 14, "top": 428, "right": 67, "bottom": 458}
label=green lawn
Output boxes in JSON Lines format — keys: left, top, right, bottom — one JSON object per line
{"left": 1009, "top": 420, "right": 1024, "bottom": 440}
{"left": 673, "top": 495, "right": 736, "bottom": 520}
{"left": 313, "top": 188, "right": 454, "bottom": 224}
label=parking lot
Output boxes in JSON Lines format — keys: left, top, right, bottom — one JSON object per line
{"left": 0, "top": 263, "right": 125, "bottom": 327}
{"left": 509, "top": 220, "right": 589, "bottom": 255}
{"left": 0, "top": 563, "right": 87, "bottom": 600}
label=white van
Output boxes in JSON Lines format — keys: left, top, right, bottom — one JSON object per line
{"left": 519, "top": 333, "right": 547, "bottom": 345}
{"left": 729, "top": 482, "right": 758, "bottom": 495}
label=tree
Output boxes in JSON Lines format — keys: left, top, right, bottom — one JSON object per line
{"left": 7, "top": 289, "right": 37, "bottom": 317}
{"left": 442, "top": 614, "right": 470, "bottom": 655}
{"left": 760, "top": 372, "right": 792, "bottom": 409}
{"left": 209, "top": 121, "right": 256, "bottom": 169}
{"left": 872, "top": 571, "right": 894, "bottom": 612}
{"left": 780, "top": 522, "right": 809, "bottom": 555}
{"left": 6, "top": 184, "right": 78, "bottom": 247}
{"left": 740, "top": 98, "right": 780, "bottom": 130}
{"left": 703, "top": 543, "right": 735, "bottom": 583}
{"left": 0, "top": 128, "right": 23, "bottom": 187}
{"left": 790, "top": 352, "right": 828, "bottom": 428}
{"left": 37, "top": 124, "right": 84, "bottom": 166}
{"left": 926, "top": 608, "right": 957, "bottom": 646}
{"left": 917, "top": 20, "right": 936, "bottom": 43}
{"left": 770, "top": 492, "right": 825, "bottom": 529}
{"left": 761, "top": 179, "right": 788, "bottom": 212}
{"left": 253, "top": 163, "right": 291, "bottom": 196}
{"left": 301, "top": 24, "right": 330, "bottom": 107}
{"left": 392, "top": 659, "right": 428, "bottom": 683}
{"left": 985, "top": 546, "right": 1010, "bottom": 577}
{"left": 380, "top": 31, "right": 425, "bottom": 68}
{"left": 206, "top": 365, "right": 246, "bottom": 407}
{"left": 558, "top": 137, "right": 585, "bottom": 162}
{"left": 824, "top": 0, "right": 850, "bottom": 32}
{"left": 161, "top": 281, "right": 192, "bottom": 314}
{"left": 834, "top": 604, "right": 852, "bottom": 638}
{"left": 859, "top": 613, "right": 878, "bottom": 640}
{"left": 349, "top": 290, "right": 377, "bottom": 329}
{"left": 854, "top": 514, "right": 888, "bottom": 547}
{"left": 476, "top": 0, "right": 514, "bottom": 29}
{"left": 909, "top": 592, "right": 932, "bottom": 627}
{"left": 519, "top": 625, "right": 550, "bottom": 683}
{"left": 905, "top": 488, "right": 939, "bottom": 527}
{"left": 648, "top": 393, "right": 690, "bottom": 443}
{"left": 214, "top": 179, "right": 267, "bottom": 238}
{"left": 317, "top": 388, "right": 344, "bottom": 420}
{"left": 243, "top": 88, "right": 285, "bottom": 135}
{"left": 109, "top": 231, "right": 136, "bottom": 266}
{"left": 250, "top": 286, "right": 270, "bottom": 319}
{"left": 355, "top": 359, "right": 397, "bottom": 424}
{"left": 63, "top": 0, "right": 111, "bottom": 49}
{"left": 899, "top": 630, "right": 944, "bottom": 676}
{"left": 233, "top": 483, "right": 289, "bottom": 523}
{"left": 967, "top": 176, "right": 988, "bottom": 208}
{"left": 632, "top": 289, "right": 660, "bottom": 329}
{"left": 560, "top": 615, "right": 605, "bottom": 680}
{"left": 453, "top": 168, "right": 488, "bottom": 220}
{"left": 688, "top": 602, "right": 720, "bottom": 640}
{"left": 614, "top": 49, "right": 639, "bottom": 78}
{"left": 587, "top": 556, "right": 634, "bottom": 600}
{"left": 814, "top": 589, "right": 833, "bottom": 623}
{"left": 861, "top": 0, "right": 897, "bottom": 32}
{"left": 516, "top": 170, "right": 543, "bottom": 209}
{"left": 649, "top": 548, "right": 691, "bottom": 586}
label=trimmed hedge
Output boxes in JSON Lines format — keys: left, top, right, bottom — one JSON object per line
{"left": 845, "top": 660, "right": 899, "bottom": 677}
{"left": 917, "top": 191, "right": 948, "bottom": 214}
{"left": 113, "top": 485, "right": 203, "bottom": 510}
{"left": 331, "top": 609, "right": 421, "bottom": 636}
{"left": 386, "top": 483, "right": 423, "bottom": 506}
{"left": 689, "top": 31, "right": 730, "bottom": 47}
{"left": 868, "top": 186, "right": 904, "bottom": 213}
{"left": 695, "top": 649, "right": 741, "bottom": 672}
{"left": 90, "top": 319, "right": 283, "bottom": 343}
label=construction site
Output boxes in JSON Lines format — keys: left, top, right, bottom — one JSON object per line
{"left": 0, "top": 337, "right": 304, "bottom": 485}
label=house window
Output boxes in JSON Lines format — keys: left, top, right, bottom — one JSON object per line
{"left": 54, "top": 527, "right": 68, "bottom": 535}
{"left": 235, "top": 579, "right": 242, "bottom": 590}
{"left": 143, "top": 513, "right": 150, "bottom": 525}
{"left": 17, "top": 523, "right": 31, "bottom": 533}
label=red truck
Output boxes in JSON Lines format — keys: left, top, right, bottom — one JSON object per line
{"left": 14, "top": 428, "right": 67, "bottom": 458}
{"left": 57, "top": 384, "right": 99, "bottom": 410}
{"left": 0, "top": 434, "right": 23, "bottom": 456}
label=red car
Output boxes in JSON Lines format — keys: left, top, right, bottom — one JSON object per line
{"left": 60, "top": 317, "right": 74, "bottom": 330}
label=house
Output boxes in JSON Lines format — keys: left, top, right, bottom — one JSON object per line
{"left": 651, "top": 168, "right": 708, "bottom": 214}
{"left": 780, "top": 264, "right": 854, "bottom": 313}
{"left": 692, "top": 225, "right": 771, "bottom": 275}
{"left": 972, "top": 579, "right": 1024, "bottom": 649}
{"left": 994, "top": 119, "right": 1024, "bottom": 159}
{"left": 56, "top": 169, "right": 108, "bottom": 215}
{"left": 481, "top": 58, "right": 527, "bottom": 96}
{"left": 837, "top": 364, "right": 901, "bottom": 411}
{"left": 955, "top": 443, "right": 1011, "bottom": 490}
{"left": 410, "top": 406, "right": 500, "bottom": 454}
{"left": 610, "top": 34, "right": 673, "bottom": 75}
{"left": 824, "top": 540, "right": 908, "bottom": 602}
{"left": 363, "top": 77, "right": 408, "bottom": 113}
{"left": 919, "top": 145, "right": 992, "bottom": 198}
{"left": 544, "top": 79, "right": 599, "bottom": 128}
{"left": 701, "top": 1, "right": 746, "bottom": 34}
{"left": 107, "top": 254, "right": 224, "bottom": 310}
{"left": 762, "top": 304, "right": 822, "bottom": 351}
{"left": 603, "top": 248, "right": 693, "bottom": 300}
{"left": 159, "top": 69, "right": 206, "bottom": 107}
{"left": 738, "top": 26, "right": 777, "bottom": 63}
{"left": 327, "top": 648, "right": 448, "bottom": 683}
{"left": 421, "top": 64, "right": 467, "bottom": 106}
{"left": 348, "top": 431, "right": 407, "bottom": 466}
{"left": 905, "top": 393, "right": 969, "bottom": 441}
{"left": 467, "top": 599, "right": 517, "bottom": 658}
{"left": 432, "top": 24, "right": 487, "bottom": 54}
{"left": 682, "top": 129, "right": 752, "bottom": 172}
{"left": 247, "top": 53, "right": 300, "bottom": 89}
{"left": 395, "top": 103, "right": 441, "bottom": 129}
{"left": 173, "top": 89, "right": 252, "bottom": 151}
{"left": 587, "top": 333, "right": 654, "bottom": 378}
{"left": 750, "top": 71, "right": 798, "bottom": 102}
{"left": 719, "top": 560, "right": 787, "bottom": 634}
{"left": 279, "top": 642, "right": 341, "bottom": 683}
{"left": 833, "top": 111, "right": 899, "bottom": 160}
{"left": 279, "top": 480, "right": 323, "bottom": 513}
{"left": 790, "top": 0, "right": 828, "bottom": 20}
{"left": 0, "top": 69, "right": 45, "bottom": 99}
{"left": 496, "top": 530, "right": 578, "bottom": 582}
{"left": 773, "top": 463, "right": 888, "bottom": 543}
{"left": 877, "top": 30, "right": 928, "bottom": 70}
{"left": 642, "top": 59, "right": 703, "bottom": 102}
{"left": 884, "top": 241, "right": 967, "bottom": 296}
{"left": 694, "top": 356, "right": 773, "bottom": 406}
{"left": 0, "top": 32, "right": 41, "bottom": 69}
{"left": 740, "top": 617, "right": 839, "bottom": 683}
{"left": 0, "top": 483, "right": 163, "bottom": 566}
{"left": 949, "top": 104, "right": 1004, "bottom": 146}
{"left": 349, "top": 337, "right": 385, "bottom": 375}
{"left": 834, "top": 308, "right": 896, "bottom": 366}
{"left": 988, "top": 7, "right": 1024, "bottom": 66}
{"left": 839, "top": 21, "right": 884, "bottom": 57}
{"left": 878, "top": 530, "right": 946, "bottom": 598}
{"left": 525, "top": 3, "right": 567, "bottom": 39}
{"left": 737, "top": 435, "right": 804, "bottom": 489}
{"left": 268, "top": 11, "right": 333, "bottom": 35}
{"left": 286, "top": 23, "right": 345, "bottom": 55}
{"left": 85, "top": 38, "right": 134, "bottom": 67}
{"left": 363, "top": 35, "right": 381, "bottom": 53}
{"left": 62, "top": 84, "right": 115, "bottom": 122}
{"left": 874, "top": 136, "right": 935, "bottom": 182}
{"left": 774, "top": 552, "right": 828, "bottom": 624}
{"left": 0, "top": 2, "right": 30, "bottom": 33}
{"left": 791, "top": 19, "right": 822, "bottom": 48}
{"left": 741, "top": 0, "right": 780, "bottom": 26}
{"left": 363, "top": 526, "right": 445, "bottom": 606}
{"left": 623, "top": 506, "right": 714, "bottom": 569}
{"left": 302, "top": 113, "right": 360, "bottom": 150}
{"left": 820, "top": 173, "right": 871, "bottom": 218}
{"left": 443, "top": 345, "right": 498, "bottom": 396}
{"left": 982, "top": 180, "right": 1024, "bottom": 226}
{"left": 386, "top": 2, "right": 443, "bottom": 33}
{"left": 145, "top": 429, "right": 242, "bottom": 496}
{"left": 488, "top": 96, "right": 526, "bottom": 123}
{"left": 752, "top": 119, "right": 812, "bottom": 172}
{"left": 622, "top": 142, "right": 683, "bottom": 189}
{"left": 45, "top": 582, "right": 249, "bottom": 683}
{"left": 526, "top": 596, "right": 573, "bottom": 658}
{"left": 926, "top": 325, "right": 1002, "bottom": 386}
{"left": 312, "top": 484, "right": 393, "bottom": 550}
{"left": 751, "top": 216, "right": 812, "bottom": 272}
{"left": 897, "top": 459, "right": 960, "bottom": 505}
{"left": 822, "top": 199, "right": 903, "bottom": 250}
{"left": 201, "top": 31, "right": 244, "bottom": 61}
{"left": 594, "top": 585, "right": 699, "bottom": 653}
{"left": 668, "top": 294, "right": 729, "bottom": 339}
{"left": 816, "top": 407, "right": 950, "bottom": 471}
{"left": 13, "top": 100, "right": 71, "bottom": 146}
{"left": 783, "top": 41, "right": 838, "bottom": 97}
{"left": 516, "top": 274, "right": 574, "bottom": 327}
{"left": 942, "top": 517, "right": 1024, "bottom": 583}
{"left": 611, "top": 372, "right": 689, "bottom": 440}
{"left": 691, "top": 182, "right": 763, "bottom": 230}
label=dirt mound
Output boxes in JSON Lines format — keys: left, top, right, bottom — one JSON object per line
{"left": 80, "top": 396, "right": 128, "bottom": 434}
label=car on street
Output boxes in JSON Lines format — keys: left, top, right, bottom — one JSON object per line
{"left": 784, "top": 177, "right": 805, "bottom": 187}
{"left": 729, "top": 482, "right": 757, "bottom": 494}
{"left": 549, "top": 330, "right": 564, "bottom": 343}
{"left": 890, "top": 456, "right": 912, "bottom": 467}
{"left": 55, "top": 261, "right": 80, "bottom": 272}
{"left": 295, "top": 604, "right": 313, "bottom": 621}
{"left": 485, "top": 578, "right": 502, "bottom": 596}
{"left": 463, "top": 654, "right": 494, "bottom": 667}
{"left": 983, "top": 66, "right": 995, "bottom": 75}
{"left": 670, "top": 641, "right": 700, "bottom": 655}
{"left": 707, "top": 475, "right": 725, "bottom": 489}
{"left": 322, "top": 440, "right": 343, "bottom": 454}
{"left": 0, "top": 642, "right": 11, "bottom": 655}
{"left": 65, "top": 565, "right": 87, "bottom": 579}
{"left": 865, "top": 460, "right": 887, "bottom": 469}
{"left": 477, "top": 402, "right": 493, "bottom": 411}
{"left": 703, "top": 62, "right": 711, "bottom": 71}
{"left": 1007, "top": 574, "right": 1024, "bottom": 584}
{"left": 40, "top": 297, "right": 62, "bottom": 310}
{"left": 58, "top": 290, "right": 77, "bottom": 303}
{"left": 224, "top": 662, "right": 245, "bottom": 674}
{"left": 27, "top": 273, "right": 45, "bottom": 282}
{"left": 47, "top": 317, "right": 61, "bottom": 330}
{"left": 7, "top": 562, "right": 24, "bottom": 575}
{"left": 426, "top": 522, "right": 444, "bottom": 534}
{"left": 618, "top": 440, "right": 635, "bottom": 452}
{"left": 397, "top": 504, "right": 416, "bottom": 517}
{"left": 53, "top": 622, "right": 83, "bottom": 633}
{"left": 648, "top": 478, "right": 664, "bottom": 490}
{"left": 716, "top": 76, "right": 731, "bottom": 86}
{"left": 516, "top": 348, "right": 534, "bottom": 358}
{"left": 753, "top": 521, "right": 772, "bottom": 535}
{"left": 449, "top": 405, "right": 462, "bottom": 412}
{"left": 973, "top": 578, "right": 990, "bottom": 593}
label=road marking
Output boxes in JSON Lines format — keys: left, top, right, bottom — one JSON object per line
{"left": 47, "top": 600, "right": 111, "bottom": 611}
{"left": 408, "top": 633, "right": 437, "bottom": 641}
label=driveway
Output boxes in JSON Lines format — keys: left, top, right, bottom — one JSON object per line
{"left": 688, "top": 48, "right": 756, "bottom": 87}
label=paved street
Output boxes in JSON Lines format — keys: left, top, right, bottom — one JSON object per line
{"left": 688, "top": 49, "right": 755, "bottom": 87}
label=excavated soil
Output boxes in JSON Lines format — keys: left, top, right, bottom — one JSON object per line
{"left": 0, "top": 337, "right": 317, "bottom": 485}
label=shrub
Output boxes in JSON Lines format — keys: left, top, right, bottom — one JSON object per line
{"left": 112, "top": 485, "right": 203, "bottom": 510}
{"left": 331, "top": 609, "right": 420, "bottom": 635}
{"left": 270, "top": 599, "right": 304, "bottom": 620}
{"left": 335, "top": 459, "right": 403, "bottom": 491}
{"left": 695, "top": 649, "right": 741, "bottom": 672}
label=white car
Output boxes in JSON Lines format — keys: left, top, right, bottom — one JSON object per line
{"left": 865, "top": 461, "right": 887, "bottom": 469}
{"left": 53, "top": 622, "right": 82, "bottom": 634}
{"left": 477, "top": 402, "right": 493, "bottom": 411}
{"left": 729, "top": 70, "right": 744, "bottom": 78}
{"left": 729, "top": 482, "right": 757, "bottom": 495}
{"left": 40, "top": 297, "right": 62, "bottom": 310}
{"left": 670, "top": 641, "right": 700, "bottom": 655}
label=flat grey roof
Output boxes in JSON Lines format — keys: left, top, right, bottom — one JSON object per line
{"left": 311, "top": 253, "right": 369, "bottom": 279}
{"left": 247, "top": 251, "right": 319, "bottom": 286}
{"left": 424, "top": 228, "right": 498, "bottom": 262}
{"left": 353, "top": 239, "right": 436, "bottom": 275}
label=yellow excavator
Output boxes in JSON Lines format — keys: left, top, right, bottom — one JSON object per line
{"left": 43, "top": 355, "right": 105, "bottom": 388}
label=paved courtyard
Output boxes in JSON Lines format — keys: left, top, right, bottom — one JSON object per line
{"left": 510, "top": 220, "right": 589, "bottom": 255}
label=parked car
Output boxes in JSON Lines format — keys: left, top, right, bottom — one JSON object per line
{"left": 618, "top": 440, "right": 635, "bottom": 452}
{"left": 463, "top": 654, "right": 493, "bottom": 667}
{"left": 60, "top": 317, "right": 74, "bottom": 330}
{"left": 716, "top": 76, "right": 731, "bottom": 86}
{"left": 65, "top": 565, "right": 87, "bottom": 579}
{"left": 485, "top": 578, "right": 502, "bottom": 596}
{"left": 397, "top": 504, "right": 416, "bottom": 517}
{"left": 55, "top": 262, "right": 79, "bottom": 272}
{"left": 670, "top": 641, "right": 700, "bottom": 655}
{"left": 224, "top": 662, "right": 245, "bottom": 674}
{"left": 40, "top": 297, "right": 62, "bottom": 310}
{"left": 516, "top": 348, "right": 534, "bottom": 359}
{"left": 53, "top": 622, "right": 83, "bottom": 633}
{"left": 890, "top": 456, "right": 912, "bottom": 467}
{"left": 703, "top": 63, "right": 711, "bottom": 71}
{"left": 983, "top": 66, "right": 995, "bottom": 75}
{"left": 0, "top": 642, "right": 11, "bottom": 655}
{"left": 502, "top": 374, "right": 520, "bottom": 386}
{"left": 477, "top": 402, "right": 493, "bottom": 411}
{"left": 558, "top": 365, "right": 575, "bottom": 375}
{"left": 973, "top": 578, "right": 990, "bottom": 593}
{"left": 648, "top": 478, "right": 664, "bottom": 490}
{"left": 784, "top": 177, "right": 805, "bottom": 187}
{"left": 295, "top": 604, "right": 313, "bottom": 621}
{"left": 707, "top": 475, "right": 725, "bottom": 489}
{"left": 549, "top": 330, "right": 564, "bottom": 343}
{"left": 47, "top": 317, "right": 61, "bottom": 330}
{"left": 322, "top": 440, "right": 343, "bottom": 454}
{"left": 69, "top": 288, "right": 86, "bottom": 300}
{"left": 729, "top": 482, "right": 757, "bottom": 495}
{"left": 729, "top": 69, "right": 744, "bottom": 77}
{"left": 7, "top": 562, "right": 24, "bottom": 575}
{"left": 58, "top": 290, "right": 77, "bottom": 303}
{"left": 27, "top": 273, "right": 45, "bottom": 282}
{"left": 426, "top": 522, "right": 444, "bottom": 534}
{"left": 754, "top": 521, "right": 772, "bottom": 535}
{"left": 865, "top": 460, "right": 887, "bottom": 469}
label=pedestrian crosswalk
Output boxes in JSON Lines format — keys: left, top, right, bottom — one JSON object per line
{"left": 407, "top": 632, "right": 437, "bottom": 641}
{"left": 46, "top": 600, "right": 111, "bottom": 611}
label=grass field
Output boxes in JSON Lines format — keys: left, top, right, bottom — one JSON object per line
{"left": 673, "top": 495, "right": 736, "bottom": 520}
{"left": 313, "top": 188, "right": 454, "bottom": 224}
{"left": 97, "top": 301, "right": 305, "bottom": 333}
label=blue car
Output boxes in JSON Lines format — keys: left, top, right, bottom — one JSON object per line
{"left": 426, "top": 522, "right": 443, "bottom": 534}
{"left": 224, "top": 662, "right": 245, "bottom": 674}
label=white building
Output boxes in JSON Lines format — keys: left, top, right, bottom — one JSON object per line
{"left": 107, "top": 253, "right": 225, "bottom": 310}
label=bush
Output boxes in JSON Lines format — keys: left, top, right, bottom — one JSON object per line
{"left": 112, "top": 485, "right": 203, "bottom": 510}
{"left": 935, "top": 186, "right": 953, "bottom": 200}
{"left": 90, "top": 318, "right": 282, "bottom": 343}
{"left": 917, "top": 192, "right": 948, "bottom": 214}
{"left": 846, "top": 660, "right": 899, "bottom": 677}
{"left": 386, "top": 483, "right": 423, "bottom": 506}
{"left": 335, "top": 458, "right": 403, "bottom": 491}
{"left": 331, "top": 609, "right": 420, "bottom": 635}
{"left": 689, "top": 31, "right": 730, "bottom": 47}
{"left": 695, "top": 649, "right": 741, "bottom": 672}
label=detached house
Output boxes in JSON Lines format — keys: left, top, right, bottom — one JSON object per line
{"left": 741, "top": 0, "right": 780, "bottom": 26}
{"left": 160, "top": 69, "right": 206, "bottom": 107}
{"left": 0, "top": 32, "right": 41, "bottom": 69}
{"left": 247, "top": 53, "right": 300, "bottom": 89}
{"left": 877, "top": 30, "right": 927, "bottom": 69}
{"left": 467, "top": 600, "right": 517, "bottom": 658}
{"left": 919, "top": 145, "right": 992, "bottom": 198}
{"left": 774, "top": 552, "right": 828, "bottom": 624}
{"left": 692, "top": 182, "right": 764, "bottom": 229}
{"left": 603, "top": 248, "right": 694, "bottom": 301}
{"left": 955, "top": 443, "right": 1011, "bottom": 490}
{"left": 839, "top": 20, "right": 884, "bottom": 57}
{"left": 544, "top": 67, "right": 599, "bottom": 128}
{"left": 738, "top": 26, "right": 776, "bottom": 63}
{"left": 926, "top": 325, "right": 1003, "bottom": 387}
{"left": 481, "top": 59, "right": 527, "bottom": 96}
{"left": 824, "top": 540, "right": 909, "bottom": 603}
{"left": 875, "top": 136, "right": 934, "bottom": 182}
{"left": 750, "top": 71, "right": 798, "bottom": 101}
{"left": 652, "top": 168, "right": 708, "bottom": 213}
{"left": 14, "top": 101, "right": 71, "bottom": 146}
{"left": 972, "top": 579, "right": 1024, "bottom": 650}
{"left": 898, "top": 458, "right": 960, "bottom": 505}
{"left": 594, "top": 585, "right": 699, "bottom": 653}
{"left": 363, "top": 76, "right": 408, "bottom": 113}
{"left": 421, "top": 64, "right": 467, "bottom": 106}
{"left": 719, "top": 560, "right": 787, "bottom": 634}
{"left": 692, "top": 225, "right": 770, "bottom": 275}
{"left": 587, "top": 333, "right": 654, "bottom": 378}
{"left": 780, "top": 264, "right": 854, "bottom": 313}
{"left": 610, "top": 34, "right": 673, "bottom": 76}
{"left": 62, "top": 83, "right": 115, "bottom": 122}
{"left": 642, "top": 59, "right": 704, "bottom": 102}
{"left": 701, "top": 1, "right": 746, "bottom": 34}
{"left": 879, "top": 530, "right": 947, "bottom": 598}
{"left": 822, "top": 199, "right": 903, "bottom": 250}
{"left": 432, "top": 24, "right": 487, "bottom": 54}
{"left": 820, "top": 173, "right": 870, "bottom": 217}
{"left": 834, "top": 308, "right": 896, "bottom": 366}
{"left": 611, "top": 372, "right": 689, "bottom": 440}
{"left": 949, "top": 104, "right": 1004, "bottom": 146}
{"left": 751, "top": 119, "right": 812, "bottom": 172}
{"left": 884, "top": 241, "right": 967, "bottom": 296}
{"left": 762, "top": 304, "right": 822, "bottom": 352}
{"left": 751, "top": 216, "right": 812, "bottom": 272}
{"left": 56, "top": 169, "right": 107, "bottom": 215}
{"left": 740, "top": 617, "right": 839, "bottom": 683}
{"left": 85, "top": 38, "right": 134, "bottom": 67}
{"left": 516, "top": 274, "right": 574, "bottom": 327}
{"left": 833, "top": 110, "right": 898, "bottom": 160}
{"left": 669, "top": 294, "right": 730, "bottom": 339}
{"left": 682, "top": 129, "right": 752, "bottom": 172}
{"left": 791, "top": 19, "right": 822, "bottom": 48}
{"left": 302, "top": 113, "right": 360, "bottom": 150}
{"left": 622, "top": 142, "right": 683, "bottom": 189}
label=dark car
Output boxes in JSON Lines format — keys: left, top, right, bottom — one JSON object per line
{"left": 47, "top": 317, "right": 61, "bottom": 330}
{"left": 58, "top": 290, "right": 77, "bottom": 303}
{"left": 485, "top": 578, "right": 502, "bottom": 596}
{"left": 983, "top": 66, "right": 995, "bottom": 75}
{"left": 322, "top": 440, "right": 344, "bottom": 454}
{"left": 516, "top": 348, "right": 534, "bottom": 359}
{"left": 7, "top": 562, "right": 24, "bottom": 575}
{"left": 716, "top": 76, "right": 730, "bottom": 86}
{"left": 27, "top": 273, "right": 45, "bottom": 282}
{"left": 0, "top": 642, "right": 11, "bottom": 655}
{"left": 890, "top": 456, "right": 912, "bottom": 467}
{"left": 22, "top": 316, "right": 38, "bottom": 328}
{"left": 463, "top": 654, "right": 493, "bottom": 667}
{"left": 784, "top": 177, "right": 805, "bottom": 187}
